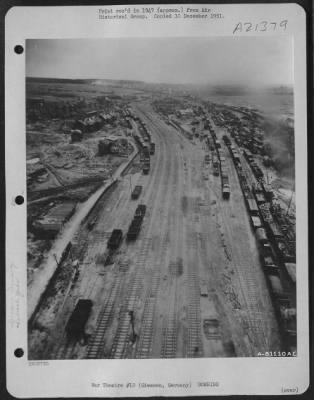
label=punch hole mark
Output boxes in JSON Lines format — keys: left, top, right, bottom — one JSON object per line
{"left": 15, "top": 195, "right": 24, "bottom": 205}
{"left": 14, "top": 45, "right": 24, "bottom": 54}
{"left": 14, "top": 348, "right": 24, "bottom": 358}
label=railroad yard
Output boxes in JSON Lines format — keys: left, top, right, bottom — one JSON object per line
{"left": 27, "top": 79, "right": 296, "bottom": 359}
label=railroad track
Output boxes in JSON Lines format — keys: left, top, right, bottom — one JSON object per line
{"left": 213, "top": 129, "right": 271, "bottom": 351}
{"left": 86, "top": 277, "right": 121, "bottom": 358}
{"left": 87, "top": 106, "right": 194, "bottom": 360}
{"left": 108, "top": 238, "right": 152, "bottom": 359}
{"left": 161, "top": 314, "right": 178, "bottom": 358}
{"left": 134, "top": 105, "right": 179, "bottom": 359}
{"left": 54, "top": 338, "right": 78, "bottom": 360}
{"left": 84, "top": 105, "right": 166, "bottom": 360}
{"left": 185, "top": 230, "right": 204, "bottom": 358}
{"left": 135, "top": 296, "right": 156, "bottom": 359}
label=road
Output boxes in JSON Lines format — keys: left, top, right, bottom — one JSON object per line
{"left": 28, "top": 103, "right": 280, "bottom": 359}
{"left": 27, "top": 143, "right": 138, "bottom": 322}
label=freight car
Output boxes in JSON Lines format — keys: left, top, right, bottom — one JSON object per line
{"left": 143, "top": 163, "right": 150, "bottom": 175}
{"left": 255, "top": 227, "right": 268, "bottom": 244}
{"left": 66, "top": 299, "right": 93, "bottom": 338}
{"left": 107, "top": 229, "right": 123, "bottom": 250}
{"left": 275, "top": 239, "right": 295, "bottom": 263}
{"left": 135, "top": 204, "right": 146, "bottom": 219}
{"left": 253, "top": 183, "right": 266, "bottom": 204}
{"left": 251, "top": 216, "right": 262, "bottom": 229}
{"left": 150, "top": 142, "right": 155, "bottom": 155}
{"left": 284, "top": 263, "right": 296, "bottom": 285}
{"left": 267, "top": 221, "right": 285, "bottom": 242}
{"left": 212, "top": 155, "right": 219, "bottom": 176}
{"left": 243, "top": 148, "right": 254, "bottom": 163}
{"left": 263, "top": 254, "right": 279, "bottom": 275}
{"left": 215, "top": 139, "right": 221, "bottom": 149}
{"left": 223, "top": 135, "right": 231, "bottom": 146}
{"left": 222, "top": 185, "right": 230, "bottom": 199}
{"left": 246, "top": 198, "right": 259, "bottom": 217}
{"left": 267, "top": 274, "right": 288, "bottom": 301}
{"left": 259, "top": 203, "right": 273, "bottom": 224}
{"left": 208, "top": 138, "right": 215, "bottom": 151}
{"left": 127, "top": 219, "right": 142, "bottom": 241}
{"left": 262, "top": 183, "right": 274, "bottom": 201}
{"left": 131, "top": 185, "right": 143, "bottom": 200}
{"left": 252, "top": 165, "right": 264, "bottom": 180}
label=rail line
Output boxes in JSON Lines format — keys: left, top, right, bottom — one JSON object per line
{"left": 86, "top": 277, "right": 121, "bottom": 358}
{"left": 107, "top": 105, "right": 173, "bottom": 359}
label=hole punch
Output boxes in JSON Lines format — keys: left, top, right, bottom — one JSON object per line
{"left": 14, "top": 348, "right": 24, "bottom": 358}
{"left": 14, "top": 45, "right": 24, "bottom": 54}
{"left": 15, "top": 195, "right": 24, "bottom": 205}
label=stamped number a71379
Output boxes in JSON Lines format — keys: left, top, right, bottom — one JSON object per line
{"left": 233, "top": 20, "right": 288, "bottom": 34}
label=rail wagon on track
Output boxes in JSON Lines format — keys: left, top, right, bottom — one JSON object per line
{"left": 131, "top": 185, "right": 143, "bottom": 200}
{"left": 135, "top": 204, "right": 146, "bottom": 218}
{"left": 143, "top": 163, "right": 150, "bottom": 175}
{"left": 284, "top": 263, "right": 296, "bottom": 285}
{"left": 232, "top": 151, "right": 241, "bottom": 166}
{"left": 267, "top": 274, "right": 288, "bottom": 301}
{"left": 215, "top": 139, "right": 221, "bottom": 149}
{"left": 223, "top": 135, "right": 231, "bottom": 146}
{"left": 263, "top": 254, "right": 279, "bottom": 275}
{"left": 127, "top": 219, "right": 142, "bottom": 241}
{"left": 66, "top": 299, "right": 93, "bottom": 338}
{"left": 251, "top": 215, "right": 262, "bottom": 229}
{"left": 275, "top": 240, "right": 295, "bottom": 263}
{"left": 256, "top": 227, "right": 268, "bottom": 244}
{"left": 246, "top": 198, "right": 259, "bottom": 217}
{"left": 127, "top": 205, "right": 147, "bottom": 240}
{"left": 222, "top": 185, "right": 230, "bottom": 200}
{"left": 212, "top": 155, "right": 219, "bottom": 176}
{"left": 107, "top": 229, "right": 123, "bottom": 250}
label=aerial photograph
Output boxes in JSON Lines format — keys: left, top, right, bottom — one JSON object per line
{"left": 26, "top": 37, "right": 296, "bottom": 360}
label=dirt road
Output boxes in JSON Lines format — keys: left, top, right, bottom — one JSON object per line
{"left": 28, "top": 104, "right": 280, "bottom": 359}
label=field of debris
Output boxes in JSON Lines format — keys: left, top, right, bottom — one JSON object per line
{"left": 26, "top": 78, "right": 139, "bottom": 284}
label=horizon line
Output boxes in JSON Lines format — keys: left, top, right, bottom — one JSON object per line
{"left": 26, "top": 76, "right": 293, "bottom": 88}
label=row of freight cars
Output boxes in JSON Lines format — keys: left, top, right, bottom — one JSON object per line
{"left": 255, "top": 221, "right": 296, "bottom": 351}
{"left": 107, "top": 204, "right": 147, "bottom": 247}
{"left": 243, "top": 148, "right": 295, "bottom": 263}
{"left": 127, "top": 204, "right": 146, "bottom": 241}
{"left": 228, "top": 125, "right": 265, "bottom": 156}
{"left": 141, "top": 145, "right": 151, "bottom": 175}
{"left": 227, "top": 133, "right": 296, "bottom": 267}
{"left": 133, "top": 135, "right": 155, "bottom": 156}
{"left": 215, "top": 106, "right": 265, "bottom": 156}
{"left": 225, "top": 137, "right": 296, "bottom": 351}
{"left": 243, "top": 149, "right": 264, "bottom": 181}
{"left": 209, "top": 129, "right": 230, "bottom": 199}
{"left": 131, "top": 114, "right": 155, "bottom": 176}
{"left": 232, "top": 137, "right": 295, "bottom": 262}
{"left": 217, "top": 146, "right": 230, "bottom": 200}
{"left": 137, "top": 118, "right": 152, "bottom": 143}
{"left": 259, "top": 203, "right": 296, "bottom": 265}
{"left": 66, "top": 203, "right": 147, "bottom": 339}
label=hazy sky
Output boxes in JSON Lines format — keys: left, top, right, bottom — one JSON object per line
{"left": 26, "top": 37, "right": 293, "bottom": 86}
